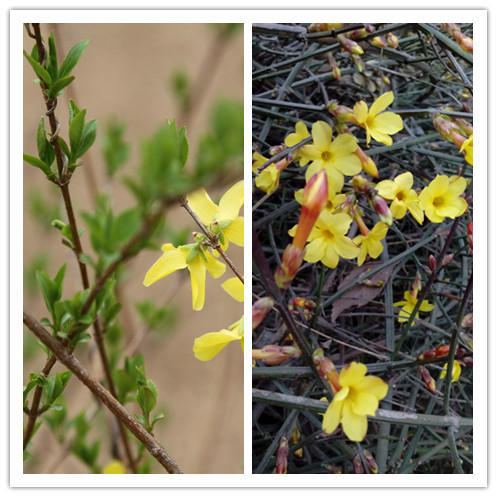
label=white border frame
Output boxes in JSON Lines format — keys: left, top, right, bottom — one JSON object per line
{"left": 10, "top": 9, "right": 487, "bottom": 487}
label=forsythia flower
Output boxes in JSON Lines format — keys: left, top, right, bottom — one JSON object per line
{"left": 193, "top": 316, "right": 243, "bottom": 361}
{"left": 352, "top": 91, "right": 403, "bottom": 146}
{"left": 376, "top": 172, "right": 424, "bottom": 224}
{"left": 290, "top": 211, "right": 359, "bottom": 268}
{"left": 394, "top": 291, "right": 434, "bottom": 324}
{"left": 102, "top": 460, "right": 126, "bottom": 474}
{"left": 418, "top": 175, "right": 467, "bottom": 223}
{"left": 353, "top": 222, "right": 388, "bottom": 266}
{"left": 441, "top": 361, "right": 462, "bottom": 382}
{"left": 186, "top": 181, "right": 244, "bottom": 249}
{"left": 221, "top": 277, "right": 244, "bottom": 302}
{"left": 302, "top": 121, "right": 361, "bottom": 193}
{"left": 460, "top": 134, "right": 473, "bottom": 166}
{"left": 143, "top": 243, "right": 225, "bottom": 311}
{"left": 284, "top": 121, "right": 311, "bottom": 166}
{"left": 322, "top": 362, "right": 388, "bottom": 442}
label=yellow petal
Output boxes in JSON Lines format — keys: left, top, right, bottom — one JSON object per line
{"left": 339, "top": 362, "right": 367, "bottom": 387}
{"left": 437, "top": 196, "right": 467, "bottom": 218}
{"left": 440, "top": 361, "right": 462, "bottom": 382}
{"left": 193, "top": 329, "right": 241, "bottom": 361}
{"left": 326, "top": 212, "right": 353, "bottom": 235}
{"left": 341, "top": 400, "right": 368, "bottom": 441}
{"left": 395, "top": 171, "right": 413, "bottom": 192}
{"left": 322, "top": 397, "right": 344, "bottom": 434}
{"left": 356, "top": 375, "right": 389, "bottom": 400}
{"left": 390, "top": 198, "right": 408, "bottom": 219}
{"left": 103, "top": 460, "right": 126, "bottom": 474}
{"left": 376, "top": 179, "right": 397, "bottom": 199}
{"left": 332, "top": 154, "right": 362, "bottom": 176}
{"left": 204, "top": 251, "right": 226, "bottom": 279}
{"left": 304, "top": 237, "right": 327, "bottom": 263}
{"left": 369, "top": 91, "right": 394, "bottom": 117}
{"left": 285, "top": 121, "right": 310, "bottom": 147}
{"left": 407, "top": 202, "right": 424, "bottom": 224}
{"left": 255, "top": 165, "right": 279, "bottom": 194}
{"left": 369, "top": 127, "right": 393, "bottom": 146}
{"left": 330, "top": 133, "right": 358, "bottom": 156}
{"left": 334, "top": 235, "right": 360, "bottom": 260}
{"left": 188, "top": 256, "right": 207, "bottom": 311}
{"left": 223, "top": 216, "right": 244, "bottom": 246}
{"left": 351, "top": 391, "right": 380, "bottom": 416}
{"left": 312, "top": 121, "right": 333, "bottom": 150}
{"left": 143, "top": 246, "right": 187, "bottom": 287}
{"left": 219, "top": 181, "right": 244, "bottom": 220}
{"left": 221, "top": 277, "right": 244, "bottom": 302}
{"left": 186, "top": 189, "right": 218, "bottom": 225}
{"left": 321, "top": 244, "right": 340, "bottom": 268}
{"left": 353, "top": 101, "right": 368, "bottom": 124}
{"left": 448, "top": 176, "right": 468, "bottom": 197}
{"left": 373, "top": 112, "right": 403, "bottom": 135}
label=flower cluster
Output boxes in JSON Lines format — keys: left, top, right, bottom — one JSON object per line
{"left": 144, "top": 181, "right": 244, "bottom": 361}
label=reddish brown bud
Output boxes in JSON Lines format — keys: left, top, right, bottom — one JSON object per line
{"left": 467, "top": 221, "right": 473, "bottom": 253}
{"left": 363, "top": 449, "right": 378, "bottom": 474}
{"left": 337, "top": 34, "right": 364, "bottom": 54}
{"left": 351, "top": 53, "right": 365, "bottom": 72}
{"left": 252, "top": 297, "right": 274, "bottom": 329}
{"left": 252, "top": 344, "right": 301, "bottom": 366}
{"left": 274, "top": 244, "right": 305, "bottom": 290}
{"left": 351, "top": 174, "right": 372, "bottom": 193}
{"left": 386, "top": 32, "right": 399, "bottom": 48}
{"left": 419, "top": 365, "right": 436, "bottom": 393}
{"left": 353, "top": 454, "right": 364, "bottom": 474}
{"left": 275, "top": 437, "right": 289, "bottom": 474}
{"left": 442, "top": 253, "right": 454, "bottom": 266}
{"left": 428, "top": 254, "right": 437, "bottom": 271}
{"left": 313, "top": 349, "right": 340, "bottom": 393}
{"left": 372, "top": 195, "right": 393, "bottom": 225}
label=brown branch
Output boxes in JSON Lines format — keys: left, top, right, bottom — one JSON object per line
{"left": 179, "top": 196, "right": 244, "bottom": 283}
{"left": 23, "top": 312, "right": 183, "bottom": 474}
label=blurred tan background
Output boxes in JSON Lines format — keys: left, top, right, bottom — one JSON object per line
{"left": 23, "top": 23, "right": 244, "bottom": 474}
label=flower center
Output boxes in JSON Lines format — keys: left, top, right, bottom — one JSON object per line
{"left": 432, "top": 196, "right": 445, "bottom": 207}
{"left": 396, "top": 191, "right": 406, "bottom": 201}
{"left": 321, "top": 150, "right": 332, "bottom": 162}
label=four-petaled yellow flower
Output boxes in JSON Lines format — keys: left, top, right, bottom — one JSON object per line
{"left": 284, "top": 121, "right": 311, "bottom": 166}
{"left": 418, "top": 175, "right": 467, "bottom": 223}
{"left": 193, "top": 316, "right": 244, "bottom": 361}
{"left": 394, "top": 291, "right": 434, "bottom": 324}
{"left": 322, "top": 362, "right": 388, "bottom": 442}
{"left": 353, "top": 222, "right": 388, "bottom": 266}
{"left": 290, "top": 211, "right": 359, "bottom": 268}
{"left": 353, "top": 91, "right": 403, "bottom": 146}
{"left": 302, "top": 121, "right": 361, "bottom": 193}
{"left": 143, "top": 243, "right": 225, "bottom": 311}
{"left": 460, "top": 134, "right": 473, "bottom": 166}
{"left": 376, "top": 172, "right": 424, "bottom": 224}
{"left": 186, "top": 181, "right": 244, "bottom": 249}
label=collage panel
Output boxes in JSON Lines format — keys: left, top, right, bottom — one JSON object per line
{"left": 252, "top": 22, "right": 474, "bottom": 475}
{"left": 22, "top": 22, "right": 243, "bottom": 474}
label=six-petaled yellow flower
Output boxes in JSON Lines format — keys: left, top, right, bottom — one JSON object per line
{"left": 144, "top": 243, "right": 225, "bottom": 311}
{"left": 302, "top": 121, "right": 361, "bottom": 193}
{"left": 376, "top": 171, "right": 424, "bottom": 224}
{"left": 289, "top": 211, "right": 359, "bottom": 268}
{"left": 322, "top": 361, "right": 388, "bottom": 441}
{"left": 418, "top": 175, "right": 467, "bottom": 223}
{"left": 186, "top": 181, "right": 244, "bottom": 249}
{"left": 353, "top": 91, "right": 403, "bottom": 146}
{"left": 353, "top": 222, "right": 388, "bottom": 266}
{"left": 394, "top": 291, "right": 434, "bottom": 324}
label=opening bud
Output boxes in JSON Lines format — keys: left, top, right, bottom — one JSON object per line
{"left": 371, "top": 195, "right": 393, "bottom": 225}
{"left": 252, "top": 296, "right": 275, "bottom": 329}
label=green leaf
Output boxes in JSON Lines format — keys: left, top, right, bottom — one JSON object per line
{"left": 59, "top": 40, "right": 89, "bottom": 79}
{"left": 57, "top": 136, "right": 71, "bottom": 160}
{"left": 77, "top": 119, "right": 97, "bottom": 158}
{"left": 23, "top": 154, "right": 51, "bottom": 176}
{"left": 69, "top": 109, "right": 86, "bottom": 158}
{"left": 113, "top": 207, "right": 140, "bottom": 244}
{"left": 47, "top": 75, "right": 75, "bottom": 98}
{"left": 36, "top": 117, "right": 55, "bottom": 166}
{"left": 69, "top": 99, "right": 81, "bottom": 123}
{"left": 47, "top": 32, "right": 58, "bottom": 80}
{"left": 53, "top": 263, "right": 66, "bottom": 301}
{"left": 23, "top": 50, "right": 53, "bottom": 86}
{"left": 36, "top": 271, "right": 56, "bottom": 314}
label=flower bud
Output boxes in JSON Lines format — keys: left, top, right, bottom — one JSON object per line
{"left": 252, "top": 297, "right": 274, "bottom": 329}
{"left": 441, "top": 253, "right": 454, "bottom": 266}
{"left": 355, "top": 147, "right": 378, "bottom": 178}
{"left": 351, "top": 53, "right": 365, "bottom": 72}
{"left": 351, "top": 174, "right": 371, "bottom": 193}
{"left": 327, "top": 54, "right": 341, "bottom": 80}
{"left": 419, "top": 365, "right": 436, "bottom": 393}
{"left": 461, "top": 313, "right": 473, "bottom": 330}
{"left": 274, "top": 244, "right": 305, "bottom": 290}
{"left": 313, "top": 349, "right": 340, "bottom": 393}
{"left": 337, "top": 34, "right": 364, "bottom": 54}
{"left": 428, "top": 254, "right": 437, "bottom": 271}
{"left": 371, "top": 35, "right": 387, "bottom": 48}
{"left": 371, "top": 195, "right": 393, "bottom": 225}
{"left": 386, "top": 32, "right": 399, "bottom": 48}
{"left": 252, "top": 344, "right": 301, "bottom": 366}
{"left": 347, "top": 27, "right": 369, "bottom": 40}
{"left": 353, "top": 454, "right": 364, "bottom": 474}
{"left": 363, "top": 449, "right": 378, "bottom": 474}
{"left": 275, "top": 437, "right": 289, "bottom": 474}
{"left": 291, "top": 427, "right": 303, "bottom": 458}
{"left": 467, "top": 221, "right": 473, "bottom": 253}
{"left": 327, "top": 100, "right": 354, "bottom": 122}
{"left": 324, "top": 464, "right": 342, "bottom": 474}
{"left": 289, "top": 297, "right": 316, "bottom": 320}
{"left": 269, "top": 145, "right": 285, "bottom": 156}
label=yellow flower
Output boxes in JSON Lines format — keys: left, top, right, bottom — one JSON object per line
{"left": 254, "top": 158, "right": 289, "bottom": 195}
{"left": 302, "top": 121, "right": 361, "bottom": 193}
{"left": 353, "top": 91, "right": 403, "bottom": 146}
{"left": 284, "top": 121, "right": 311, "bottom": 166}
{"left": 290, "top": 211, "right": 359, "bottom": 268}
{"left": 186, "top": 181, "right": 244, "bottom": 249}
{"left": 322, "top": 362, "right": 388, "bottom": 442}
{"left": 221, "top": 277, "right": 244, "bottom": 302}
{"left": 252, "top": 151, "right": 268, "bottom": 173}
{"left": 394, "top": 291, "right": 434, "bottom": 324}
{"left": 353, "top": 222, "right": 388, "bottom": 266}
{"left": 440, "top": 360, "right": 462, "bottom": 382}
{"left": 376, "top": 172, "right": 424, "bottom": 224}
{"left": 418, "top": 175, "right": 467, "bottom": 223}
{"left": 193, "top": 317, "right": 243, "bottom": 361}
{"left": 460, "top": 134, "right": 473, "bottom": 166}
{"left": 143, "top": 243, "right": 225, "bottom": 311}
{"left": 102, "top": 460, "right": 126, "bottom": 474}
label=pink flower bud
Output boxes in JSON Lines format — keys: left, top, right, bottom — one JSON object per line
{"left": 275, "top": 437, "right": 289, "bottom": 474}
{"left": 428, "top": 254, "right": 437, "bottom": 271}
{"left": 337, "top": 34, "right": 364, "bottom": 54}
{"left": 372, "top": 195, "right": 393, "bottom": 225}
{"left": 252, "top": 297, "right": 274, "bottom": 329}
{"left": 274, "top": 244, "right": 305, "bottom": 290}
{"left": 353, "top": 454, "right": 364, "bottom": 474}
